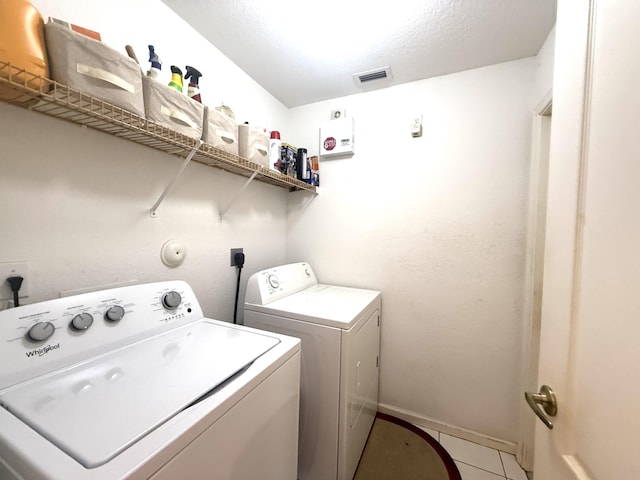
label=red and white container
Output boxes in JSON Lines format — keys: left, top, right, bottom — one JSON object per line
{"left": 269, "top": 131, "right": 282, "bottom": 172}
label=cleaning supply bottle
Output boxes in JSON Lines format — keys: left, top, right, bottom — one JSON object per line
{"left": 310, "top": 155, "right": 320, "bottom": 186}
{"left": 185, "top": 66, "right": 202, "bottom": 103}
{"left": 146, "top": 45, "right": 162, "bottom": 79}
{"left": 269, "top": 131, "right": 281, "bottom": 172}
{"left": 167, "top": 66, "right": 183, "bottom": 92}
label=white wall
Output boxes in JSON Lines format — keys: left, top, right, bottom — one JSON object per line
{"left": 285, "top": 58, "right": 538, "bottom": 443}
{"left": 532, "top": 26, "right": 556, "bottom": 106}
{"left": 0, "top": 0, "right": 292, "bottom": 320}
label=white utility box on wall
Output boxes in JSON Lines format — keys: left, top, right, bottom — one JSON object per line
{"left": 320, "top": 117, "right": 355, "bottom": 157}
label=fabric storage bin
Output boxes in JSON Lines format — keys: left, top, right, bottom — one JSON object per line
{"left": 142, "top": 76, "right": 204, "bottom": 140}
{"left": 238, "top": 124, "right": 269, "bottom": 167}
{"left": 44, "top": 22, "right": 144, "bottom": 118}
{"left": 202, "top": 106, "right": 238, "bottom": 156}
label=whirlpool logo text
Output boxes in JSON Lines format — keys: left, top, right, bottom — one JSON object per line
{"left": 25, "top": 343, "right": 60, "bottom": 358}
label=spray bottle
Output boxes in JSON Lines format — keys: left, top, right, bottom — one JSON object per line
{"left": 185, "top": 66, "right": 202, "bottom": 103}
{"left": 167, "top": 66, "right": 183, "bottom": 93}
{"left": 146, "top": 45, "right": 162, "bottom": 79}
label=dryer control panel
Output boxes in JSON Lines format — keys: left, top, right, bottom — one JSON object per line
{"left": 245, "top": 262, "right": 317, "bottom": 306}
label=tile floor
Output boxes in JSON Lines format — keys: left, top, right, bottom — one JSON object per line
{"left": 417, "top": 426, "right": 529, "bottom": 480}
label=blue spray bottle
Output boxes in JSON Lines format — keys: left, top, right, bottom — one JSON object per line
{"left": 146, "top": 45, "right": 162, "bottom": 79}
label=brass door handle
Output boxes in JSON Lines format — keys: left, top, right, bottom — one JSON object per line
{"left": 525, "top": 385, "right": 557, "bottom": 430}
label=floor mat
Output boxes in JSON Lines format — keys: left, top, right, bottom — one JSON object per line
{"left": 354, "top": 413, "right": 461, "bottom": 480}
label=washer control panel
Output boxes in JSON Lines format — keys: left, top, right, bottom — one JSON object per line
{"left": 0, "top": 281, "right": 203, "bottom": 390}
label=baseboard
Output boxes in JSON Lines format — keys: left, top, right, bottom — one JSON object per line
{"left": 378, "top": 402, "right": 517, "bottom": 455}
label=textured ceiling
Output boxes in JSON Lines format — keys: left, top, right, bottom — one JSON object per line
{"left": 162, "top": 0, "right": 557, "bottom": 108}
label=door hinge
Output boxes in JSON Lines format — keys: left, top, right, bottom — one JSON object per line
{"left": 376, "top": 355, "right": 379, "bottom": 368}
{"left": 377, "top": 314, "right": 380, "bottom": 327}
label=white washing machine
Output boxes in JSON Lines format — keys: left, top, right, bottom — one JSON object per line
{"left": 0, "top": 281, "right": 300, "bottom": 480}
{"left": 244, "top": 262, "right": 381, "bottom": 480}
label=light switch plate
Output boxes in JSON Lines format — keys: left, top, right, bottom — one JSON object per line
{"left": 411, "top": 114, "right": 423, "bottom": 137}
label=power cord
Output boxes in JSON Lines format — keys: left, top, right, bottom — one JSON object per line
{"left": 233, "top": 252, "right": 245, "bottom": 324}
{"left": 6, "top": 276, "right": 24, "bottom": 308}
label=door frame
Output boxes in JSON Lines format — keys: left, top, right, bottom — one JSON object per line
{"left": 517, "top": 90, "right": 553, "bottom": 471}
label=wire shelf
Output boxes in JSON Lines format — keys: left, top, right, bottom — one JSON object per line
{"left": 0, "top": 60, "right": 317, "bottom": 194}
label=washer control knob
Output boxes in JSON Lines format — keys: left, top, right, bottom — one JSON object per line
{"left": 105, "top": 305, "right": 125, "bottom": 322}
{"left": 28, "top": 321, "right": 55, "bottom": 342}
{"left": 267, "top": 274, "right": 280, "bottom": 289}
{"left": 162, "top": 291, "right": 182, "bottom": 310}
{"left": 71, "top": 313, "right": 94, "bottom": 331}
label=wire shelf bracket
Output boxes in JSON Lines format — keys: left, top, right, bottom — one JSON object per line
{"left": 150, "top": 140, "right": 203, "bottom": 217}
{"left": 219, "top": 169, "right": 260, "bottom": 221}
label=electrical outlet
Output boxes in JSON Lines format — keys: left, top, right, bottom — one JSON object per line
{"left": 0, "top": 262, "right": 30, "bottom": 301}
{"left": 230, "top": 248, "right": 244, "bottom": 266}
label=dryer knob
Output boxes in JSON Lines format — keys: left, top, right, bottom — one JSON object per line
{"left": 267, "top": 274, "right": 280, "bottom": 289}
{"left": 105, "top": 305, "right": 125, "bottom": 322}
{"left": 71, "top": 313, "right": 94, "bottom": 330}
{"left": 162, "top": 291, "right": 182, "bottom": 310}
{"left": 28, "top": 321, "right": 55, "bottom": 342}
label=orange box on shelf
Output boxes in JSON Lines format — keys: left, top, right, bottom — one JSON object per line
{"left": 48, "top": 17, "right": 102, "bottom": 41}
{"left": 0, "top": 0, "right": 49, "bottom": 102}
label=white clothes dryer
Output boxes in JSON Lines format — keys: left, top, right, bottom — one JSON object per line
{"left": 244, "top": 262, "right": 381, "bottom": 480}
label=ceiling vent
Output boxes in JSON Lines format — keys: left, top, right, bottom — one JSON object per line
{"left": 353, "top": 66, "right": 393, "bottom": 87}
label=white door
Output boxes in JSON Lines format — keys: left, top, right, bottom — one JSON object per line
{"left": 531, "top": 0, "right": 640, "bottom": 478}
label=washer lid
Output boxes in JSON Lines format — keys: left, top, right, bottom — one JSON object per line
{"left": 246, "top": 284, "right": 381, "bottom": 329}
{"left": 0, "top": 320, "right": 279, "bottom": 469}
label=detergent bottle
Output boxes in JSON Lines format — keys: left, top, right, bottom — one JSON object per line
{"left": 167, "top": 66, "right": 183, "bottom": 93}
{"left": 269, "top": 131, "right": 282, "bottom": 172}
{"left": 185, "top": 66, "right": 202, "bottom": 103}
{"left": 0, "top": 0, "right": 49, "bottom": 103}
